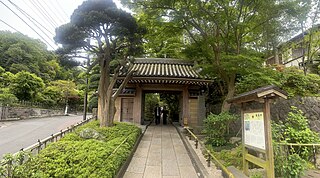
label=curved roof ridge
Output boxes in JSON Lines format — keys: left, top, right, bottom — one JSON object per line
{"left": 134, "top": 58, "right": 193, "bottom": 65}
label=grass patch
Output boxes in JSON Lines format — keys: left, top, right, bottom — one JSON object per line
{"left": 14, "top": 121, "right": 141, "bottom": 178}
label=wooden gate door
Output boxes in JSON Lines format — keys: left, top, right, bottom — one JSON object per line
{"left": 121, "top": 98, "right": 134, "bottom": 122}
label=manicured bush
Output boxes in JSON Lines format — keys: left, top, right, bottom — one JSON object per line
{"left": 13, "top": 121, "right": 141, "bottom": 178}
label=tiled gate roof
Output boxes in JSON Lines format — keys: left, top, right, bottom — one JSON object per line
{"left": 132, "top": 58, "right": 201, "bottom": 78}
{"left": 119, "top": 58, "right": 212, "bottom": 86}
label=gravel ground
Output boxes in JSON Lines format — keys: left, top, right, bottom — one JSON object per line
{"left": 185, "top": 135, "right": 223, "bottom": 178}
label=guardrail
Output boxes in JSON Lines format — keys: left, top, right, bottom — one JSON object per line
{"left": 185, "top": 127, "right": 235, "bottom": 178}
{"left": 20, "top": 117, "right": 95, "bottom": 154}
{"left": 0, "top": 116, "right": 96, "bottom": 177}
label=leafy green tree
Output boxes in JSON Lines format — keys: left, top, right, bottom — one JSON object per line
{"left": 134, "top": 8, "right": 185, "bottom": 58}
{"left": 43, "top": 80, "right": 80, "bottom": 106}
{"left": 0, "top": 66, "right": 4, "bottom": 74}
{"left": 0, "top": 31, "right": 58, "bottom": 80}
{"left": 236, "top": 67, "right": 283, "bottom": 94}
{"left": 125, "top": 0, "right": 307, "bottom": 112}
{"left": 1, "top": 72, "right": 14, "bottom": 86}
{"left": 55, "top": 0, "right": 144, "bottom": 126}
{"left": 237, "top": 66, "right": 320, "bottom": 97}
{"left": 11, "top": 71, "right": 44, "bottom": 101}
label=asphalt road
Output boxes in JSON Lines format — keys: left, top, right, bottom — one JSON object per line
{"left": 0, "top": 115, "right": 87, "bottom": 158}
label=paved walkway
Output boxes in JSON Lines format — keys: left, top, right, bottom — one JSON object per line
{"left": 124, "top": 124, "right": 199, "bottom": 178}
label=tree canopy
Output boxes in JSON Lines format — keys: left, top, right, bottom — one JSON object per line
{"left": 125, "top": 0, "right": 313, "bottom": 112}
{"left": 55, "top": 0, "right": 144, "bottom": 127}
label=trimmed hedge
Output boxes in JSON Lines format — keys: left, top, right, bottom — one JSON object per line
{"left": 15, "top": 121, "right": 141, "bottom": 178}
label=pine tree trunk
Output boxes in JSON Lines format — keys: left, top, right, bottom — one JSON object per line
{"left": 98, "top": 59, "right": 109, "bottom": 127}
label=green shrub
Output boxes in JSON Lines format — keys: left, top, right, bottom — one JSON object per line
{"left": 203, "top": 112, "right": 238, "bottom": 146}
{"left": 236, "top": 67, "right": 320, "bottom": 97}
{"left": 273, "top": 106, "right": 320, "bottom": 160}
{"left": 274, "top": 153, "right": 307, "bottom": 178}
{"left": 13, "top": 121, "right": 141, "bottom": 178}
{"left": 207, "top": 144, "right": 242, "bottom": 169}
{"left": 272, "top": 106, "right": 319, "bottom": 177}
{"left": 281, "top": 68, "right": 320, "bottom": 97}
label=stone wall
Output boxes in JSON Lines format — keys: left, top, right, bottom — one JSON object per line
{"left": 271, "top": 96, "right": 320, "bottom": 132}
{"left": 0, "top": 106, "right": 64, "bottom": 121}
{"left": 207, "top": 96, "right": 320, "bottom": 133}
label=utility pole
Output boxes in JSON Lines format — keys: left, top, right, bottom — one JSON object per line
{"left": 83, "top": 55, "right": 90, "bottom": 120}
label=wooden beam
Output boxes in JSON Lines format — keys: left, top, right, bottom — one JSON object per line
{"left": 245, "top": 153, "right": 267, "bottom": 169}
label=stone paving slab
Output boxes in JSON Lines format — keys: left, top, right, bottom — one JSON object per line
{"left": 124, "top": 124, "right": 199, "bottom": 178}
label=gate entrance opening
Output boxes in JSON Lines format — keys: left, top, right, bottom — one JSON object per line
{"left": 142, "top": 91, "right": 181, "bottom": 125}
{"left": 114, "top": 58, "right": 212, "bottom": 128}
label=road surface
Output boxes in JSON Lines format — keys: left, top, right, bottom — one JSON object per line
{"left": 0, "top": 115, "right": 87, "bottom": 158}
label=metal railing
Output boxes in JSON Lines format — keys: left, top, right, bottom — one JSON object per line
{"left": 20, "top": 117, "right": 95, "bottom": 154}
{"left": 185, "top": 127, "right": 235, "bottom": 178}
{"left": 0, "top": 116, "right": 96, "bottom": 177}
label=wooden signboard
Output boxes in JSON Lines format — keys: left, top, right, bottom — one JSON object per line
{"left": 228, "top": 85, "right": 287, "bottom": 178}
{"left": 244, "top": 111, "right": 265, "bottom": 150}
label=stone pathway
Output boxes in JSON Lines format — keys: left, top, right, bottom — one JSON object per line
{"left": 124, "top": 124, "right": 199, "bottom": 178}
{"left": 302, "top": 170, "right": 320, "bottom": 178}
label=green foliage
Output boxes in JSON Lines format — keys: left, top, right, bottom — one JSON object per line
{"left": 0, "top": 71, "right": 15, "bottom": 88}
{"left": 250, "top": 172, "right": 264, "bottom": 178}
{"left": 274, "top": 153, "right": 307, "bottom": 178}
{"left": 0, "top": 30, "right": 83, "bottom": 107}
{"left": 0, "top": 31, "right": 62, "bottom": 81}
{"left": 203, "top": 112, "right": 238, "bottom": 146}
{"left": 129, "top": 0, "right": 309, "bottom": 112}
{"left": 273, "top": 106, "right": 320, "bottom": 159}
{"left": 14, "top": 121, "right": 141, "bottom": 178}
{"left": 144, "top": 93, "right": 160, "bottom": 121}
{"left": 42, "top": 80, "right": 80, "bottom": 105}
{"left": 236, "top": 67, "right": 283, "bottom": 94}
{"left": 134, "top": 9, "right": 185, "bottom": 58}
{"left": 272, "top": 106, "right": 319, "bottom": 177}
{"left": 88, "top": 96, "right": 98, "bottom": 112}
{"left": 208, "top": 144, "right": 242, "bottom": 169}
{"left": 55, "top": 0, "right": 144, "bottom": 126}
{"left": 11, "top": 71, "right": 45, "bottom": 101}
{"left": 159, "top": 93, "right": 180, "bottom": 121}
{"left": 281, "top": 67, "right": 320, "bottom": 97}
{"left": 0, "top": 151, "right": 30, "bottom": 178}
{"left": 237, "top": 67, "right": 320, "bottom": 97}
{"left": 0, "top": 88, "right": 18, "bottom": 104}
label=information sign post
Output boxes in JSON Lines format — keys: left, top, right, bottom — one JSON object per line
{"left": 228, "top": 86, "right": 287, "bottom": 178}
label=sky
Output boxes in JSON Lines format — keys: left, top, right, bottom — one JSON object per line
{"left": 0, "top": 0, "right": 124, "bottom": 50}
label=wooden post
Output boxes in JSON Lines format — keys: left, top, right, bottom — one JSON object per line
{"left": 264, "top": 98, "right": 275, "bottom": 178}
{"left": 227, "top": 85, "right": 287, "bottom": 178}
{"left": 241, "top": 104, "right": 249, "bottom": 175}
{"left": 182, "top": 86, "right": 189, "bottom": 126}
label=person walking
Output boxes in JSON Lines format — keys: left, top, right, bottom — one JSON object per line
{"left": 154, "top": 104, "right": 161, "bottom": 125}
{"left": 162, "top": 106, "right": 169, "bottom": 125}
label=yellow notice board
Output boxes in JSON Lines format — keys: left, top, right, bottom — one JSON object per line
{"left": 244, "top": 112, "right": 265, "bottom": 150}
